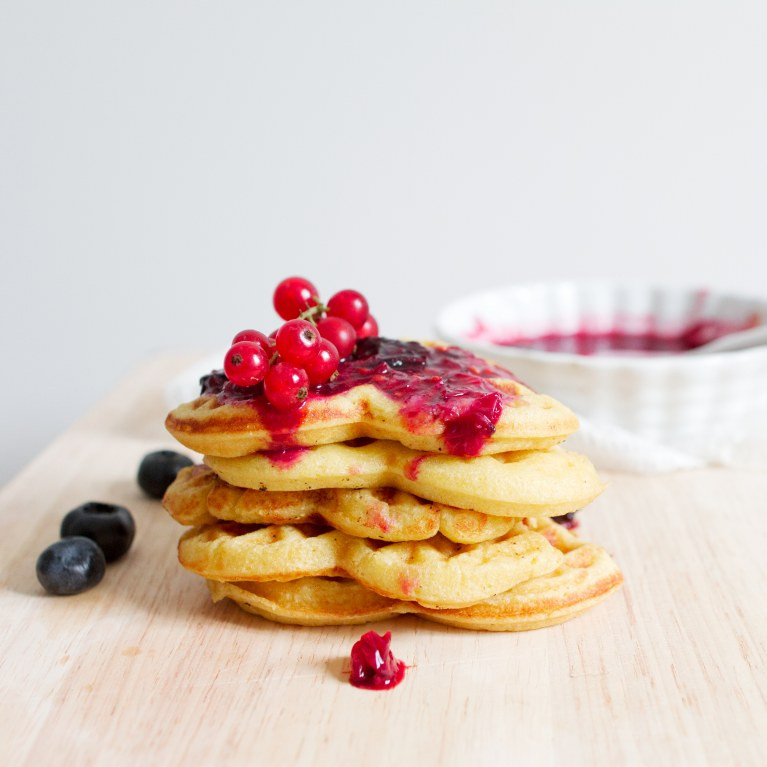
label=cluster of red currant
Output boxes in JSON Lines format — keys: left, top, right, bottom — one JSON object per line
{"left": 223, "top": 277, "right": 377, "bottom": 411}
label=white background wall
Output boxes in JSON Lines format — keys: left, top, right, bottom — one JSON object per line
{"left": 2, "top": 1, "right": 766, "bottom": 485}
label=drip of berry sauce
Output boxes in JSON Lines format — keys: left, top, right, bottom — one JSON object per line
{"left": 349, "top": 630, "right": 406, "bottom": 690}
{"left": 200, "top": 338, "right": 519, "bottom": 456}
{"left": 199, "top": 371, "right": 306, "bottom": 448}
{"left": 262, "top": 446, "right": 311, "bottom": 467}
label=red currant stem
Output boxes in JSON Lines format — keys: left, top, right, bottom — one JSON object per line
{"left": 269, "top": 351, "right": 279, "bottom": 365}
{"left": 297, "top": 302, "right": 328, "bottom": 324}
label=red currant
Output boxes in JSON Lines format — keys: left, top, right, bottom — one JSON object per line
{"left": 275, "top": 319, "right": 321, "bottom": 366}
{"left": 304, "top": 338, "right": 340, "bottom": 384}
{"left": 273, "top": 277, "right": 319, "bottom": 320}
{"left": 232, "top": 329, "right": 273, "bottom": 355}
{"left": 264, "top": 362, "right": 310, "bottom": 410}
{"left": 317, "top": 316, "right": 356, "bottom": 358}
{"left": 327, "top": 289, "right": 369, "bottom": 330}
{"left": 357, "top": 314, "right": 379, "bottom": 339}
{"left": 224, "top": 341, "right": 269, "bottom": 387}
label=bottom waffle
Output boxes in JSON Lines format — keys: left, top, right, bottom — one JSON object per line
{"left": 204, "top": 521, "right": 623, "bottom": 631}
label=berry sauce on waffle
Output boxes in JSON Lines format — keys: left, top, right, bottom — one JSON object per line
{"left": 200, "top": 338, "right": 520, "bottom": 456}
{"left": 262, "top": 446, "right": 311, "bottom": 467}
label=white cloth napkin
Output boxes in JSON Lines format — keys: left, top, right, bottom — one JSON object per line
{"left": 566, "top": 412, "right": 767, "bottom": 472}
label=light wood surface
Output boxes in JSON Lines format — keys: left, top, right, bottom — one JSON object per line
{"left": 1, "top": 355, "right": 766, "bottom": 767}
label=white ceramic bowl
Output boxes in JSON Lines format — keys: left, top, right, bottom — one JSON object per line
{"left": 436, "top": 282, "right": 767, "bottom": 464}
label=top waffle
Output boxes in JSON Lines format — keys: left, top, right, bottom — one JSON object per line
{"left": 166, "top": 338, "right": 578, "bottom": 457}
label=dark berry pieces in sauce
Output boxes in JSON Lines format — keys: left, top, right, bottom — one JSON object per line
{"left": 203, "top": 338, "right": 517, "bottom": 457}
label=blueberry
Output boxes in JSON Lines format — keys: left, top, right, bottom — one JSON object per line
{"left": 36, "top": 537, "right": 106, "bottom": 595}
{"left": 137, "top": 450, "right": 193, "bottom": 499}
{"left": 200, "top": 370, "right": 227, "bottom": 396}
{"left": 552, "top": 512, "right": 579, "bottom": 530}
{"left": 61, "top": 502, "right": 135, "bottom": 562}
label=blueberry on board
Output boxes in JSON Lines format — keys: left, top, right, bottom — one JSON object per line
{"left": 61, "top": 502, "right": 136, "bottom": 562}
{"left": 36, "top": 537, "right": 106, "bottom": 595}
{"left": 137, "top": 450, "right": 193, "bottom": 499}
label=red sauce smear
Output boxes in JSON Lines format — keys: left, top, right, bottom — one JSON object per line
{"left": 200, "top": 338, "right": 518, "bottom": 456}
{"left": 366, "top": 502, "right": 392, "bottom": 532}
{"left": 262, "top": 446, "right": 310, "bottom": 468}
{"left": 197, "top": 370, "right": 304, "bottom": 449}
{"left": 349, "top": 630, "right": 406, "bottom": 690}
{"left": 404, "top": 455, "right": 428, "bottom": 481}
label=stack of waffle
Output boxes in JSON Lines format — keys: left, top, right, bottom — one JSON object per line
{"left": 164, "top": 339, "right": 622, "bottom": 630}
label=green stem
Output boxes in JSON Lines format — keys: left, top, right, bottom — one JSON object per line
{"left": 298, "top": 301, "right": 328, "bottom": 325}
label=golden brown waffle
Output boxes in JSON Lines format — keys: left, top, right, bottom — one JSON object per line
{"left": 177, "top": 521, "right": 564, "bottom": 608}
{"left": 204, "top": 441, "right": 605, "bottom": 518}
{"left": 205, "top": 520, "right": 623, "bottom": 630}
{"left": 166, "top": 369, "right": 577, "bottom": 458}
{"left": 164, "top": 338, "right": 623, "bottom": 632}
{"left": 164, "top": 465, "right": 527, "bottom": 544}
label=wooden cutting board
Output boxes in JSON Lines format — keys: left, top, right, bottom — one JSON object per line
{"left": 1, "top": 355, "right": 765, "bottom": 766}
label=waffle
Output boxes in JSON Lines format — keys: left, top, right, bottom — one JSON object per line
{"left": 165, "top": 342, "right": 578, "bottom": 458}
{"left": 205, "top": 519, "right": 623, "bottom": 630}
{"left": 178, "top": 521, "right": 564, "bottom": 609}
{"left": 164, "top": 336, "right": 622, "bottom": 632}
{"left": 204, "top": 441, "right": 605, "bottom": 518}
{"left": 164, "top": 464, "right": 521, "bottom": 544}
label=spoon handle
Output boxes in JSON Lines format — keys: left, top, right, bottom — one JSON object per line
{"left": 687, "top": 324, "right": 767, "bottom": 353}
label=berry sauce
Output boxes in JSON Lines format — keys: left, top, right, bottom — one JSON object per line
{"left": 349, "top": 630, "right": 406, "bottom": 690}
{"left": 404, "top": 455, "right": 428, "bottom": 481}
{"left": 200, "top": 371, "right": 305, "bottom": 448}
{"left": 262, "top": 446, "right": 311, "bottom": 467}
{"left": 469, "top": 317, "right": 761, "bottom": 355}
{"left": 200, "top": 338, "right": 519, "bottom": 456}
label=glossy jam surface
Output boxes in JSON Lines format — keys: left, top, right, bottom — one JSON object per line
{"left": 349, "top": 630, "right": 406, "bottom": 690}
{"left": 200, "top": 338, "right": 518, "bottom": 456}
{"left": 200, "top": 370, "right": 305, "bottom": 446}
{"left": 469, "top": 317, "right": 761, "bottom": 356}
